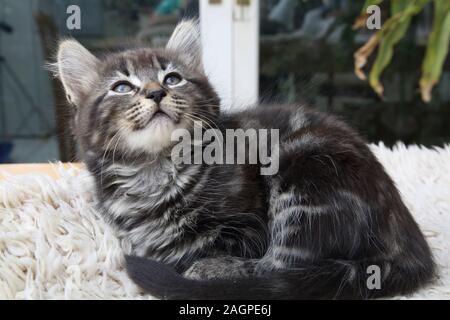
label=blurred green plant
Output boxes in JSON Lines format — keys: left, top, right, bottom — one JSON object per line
{"left": 353, "top": 0, "right": 450, "bottom": 103}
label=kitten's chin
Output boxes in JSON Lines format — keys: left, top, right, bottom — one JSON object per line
{"left": 125, "top": 117, "right": 176, "bottom": 154}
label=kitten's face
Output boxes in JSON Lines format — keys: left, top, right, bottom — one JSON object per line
{"left": 77, "top": 48, "right": 218, "bottom": 155}
{"left": 55, "top": 21, "right": 219, "bottom": 157}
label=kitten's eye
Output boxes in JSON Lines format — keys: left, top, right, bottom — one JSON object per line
{"left": 164, "top": 73, "right": 182, "bottom": 86}
{"left": 112, "top": 81, "right": 133, "bottom": 93}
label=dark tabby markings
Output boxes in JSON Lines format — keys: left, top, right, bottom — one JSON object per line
{"left": 55, "top": 20, "right": 435, "bottom": 299}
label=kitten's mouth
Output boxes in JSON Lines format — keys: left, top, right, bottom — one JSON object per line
{"left": 155, "top": 105, "right": 179, "bottom": 122}
{"left": 153, "top": 110, "right": 168, "bottom": 119}
{"left": 141, "top": 108, "right": 175, "bottom": 128}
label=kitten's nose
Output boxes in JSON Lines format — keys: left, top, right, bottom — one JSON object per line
{"left": 146, "top": 89, "right": 167, "bottom": 104}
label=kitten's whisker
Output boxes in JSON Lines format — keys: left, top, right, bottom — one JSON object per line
{"left": 189, "top": 111, "right": 221, "bottom": 130}
{"left": 111, "top": 127, "right": 130, "bottom": 182}
{"left": 184, "top": 113, "right": 223, "bottom": 151}
{"left": 194, "top": 98, "right": 219, "bottom": 103}
{"left": 99, "top": 124, "right": 132, "bottom": 188}
{"left": 99, "top": 130, "right": 122, "bottom": 189}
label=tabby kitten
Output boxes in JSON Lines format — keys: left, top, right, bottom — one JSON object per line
{"left": 54, "top": 20, "right": 435, "bottom": 299}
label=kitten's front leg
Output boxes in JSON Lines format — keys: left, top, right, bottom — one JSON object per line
{"left": 183, "top": 256, "right": 258, "bottom": 280}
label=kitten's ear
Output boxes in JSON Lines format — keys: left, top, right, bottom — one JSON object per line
{"left": 166, "top": 20, "right": 203, "bottom": 71}
{"left": 55, "top": 39, "right": 99, "bottom": 105}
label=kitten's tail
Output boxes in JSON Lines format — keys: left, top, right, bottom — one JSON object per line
{"left": 125, "top": 255, "right": 434, "bottom": 299}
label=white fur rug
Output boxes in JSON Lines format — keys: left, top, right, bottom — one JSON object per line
{"left": 0, "top": 143, "right": 449, "bottom": 299}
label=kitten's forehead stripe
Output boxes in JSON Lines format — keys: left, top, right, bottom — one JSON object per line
{"left": 103, "top": 49, "right": 198, "bottom": 88}
{"left": 118, "top": 59, "right": 130, "bottom": 77}
{"left": 152, "top": 54, "right": 162, "bottom": 69}
{"left": 156, "top": 55, "right": 169, "bottom": 70}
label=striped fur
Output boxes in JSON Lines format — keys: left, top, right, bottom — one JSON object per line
{"left": 54, "top": 20, "right": 435, "bottom": 299}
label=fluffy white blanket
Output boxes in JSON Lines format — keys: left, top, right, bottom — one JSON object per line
{"left": 0, "top": 143, "right": 449, "bottom": 299}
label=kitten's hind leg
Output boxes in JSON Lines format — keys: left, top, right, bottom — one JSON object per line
{"left": 183, "top": 256, "right": 258, "bottom": 280}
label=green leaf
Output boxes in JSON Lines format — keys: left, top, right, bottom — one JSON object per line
{"left": 368, "top": 0, "right": 413, "bottom": 96}
{"left": 367, "top": 0, "right": 430, "bottom": 97}
{"left": 420, "top": 0, "right": 450, "bottom": 102}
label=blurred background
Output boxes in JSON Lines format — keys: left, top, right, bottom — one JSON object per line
{"left": 0, "top": 0, "right": 449, "bottom": 164}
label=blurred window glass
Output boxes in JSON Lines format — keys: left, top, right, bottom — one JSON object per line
{"left": 260, "top": 0, "right": 450, "bottom": 147}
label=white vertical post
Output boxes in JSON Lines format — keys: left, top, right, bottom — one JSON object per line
{"left": 232, "top": 0, "right": 259, "bottom": 109}
{"left": 200, "top": 0, "right": 259, "bottom": 111}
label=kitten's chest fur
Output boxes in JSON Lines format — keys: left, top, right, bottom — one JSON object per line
{"left": 97, "top": 159, "right": 196, "bottom": 251}
{"left": 89, "top": 155, "right": 268, "bottom": 270}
